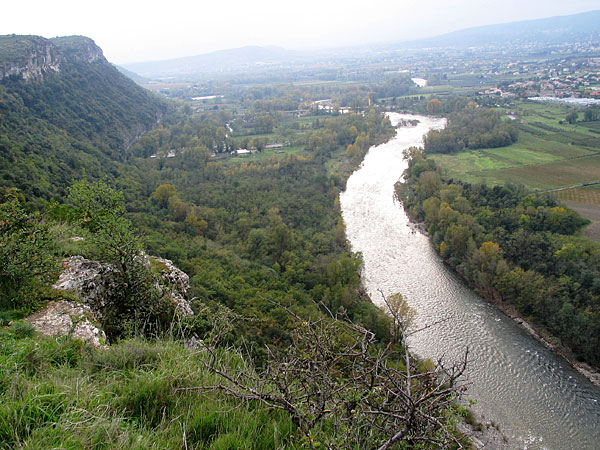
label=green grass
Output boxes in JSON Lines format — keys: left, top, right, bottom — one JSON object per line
{"left": 483, "top": 145, "right": 561, "bottom": 165}
{"left": 430, "top": 100, "right": 600, "bottom": 191}
{"left": 0, "top": 333, "right": 298, "bottom": 449}
{"left": 437, "top": 153, "right": 600, "bottom": 190}
{"left": 221, "top": 145, "right": 310, "bottom": 164}
{"left": 431, "top": 133, "right": 568, "bottom": 180}
{"left": 582, "top": 122, "right": 600, "bottom": 133}
{"left": 499, "top": 155, "right": 600, "bottom": 189}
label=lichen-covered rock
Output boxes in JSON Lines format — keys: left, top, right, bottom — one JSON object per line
{"left": 149, "top": 256, "right": 194, "bottom": 316}
{"left": 26, "top": 300, "right": 106, "bottom": 348}
{"left": 53, "top": 255, "right": 194, "bottom": 316}
{"left": 53, "top": 256, "right": 120, "bottom": 310}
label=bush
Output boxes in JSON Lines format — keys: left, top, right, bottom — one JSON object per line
{"left": 9, "top": 321, "right": 35, "bottom": 338}
{"left": 66, "top": 179, "right": 174, "bottom": 340}
{"left": 0, "top": 197, "right": 58, "bottom": 309}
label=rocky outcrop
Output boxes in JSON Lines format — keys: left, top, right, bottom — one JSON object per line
{"left": 150, "top": 256, "right": 194, "bottom": 316}
{"left": 0, "top": 36, "right": 60, "bottom": 81}
{"left": 35, "top": 254, "right": 194, "bottom": 345}
{"left": 26, "top": 300, "right": 107, "bottom": 348}
{"left": 53, "top": 256, "right": 119, "bottom": 310}
{"left": 53, "top": 255, "right": 194, "bottom": 316}
{"left": 51, "top": 36, "right": 106, "bottom": 64}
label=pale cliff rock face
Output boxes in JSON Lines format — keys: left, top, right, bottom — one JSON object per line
{"left": 26, "top": 300, "right": 107, "bottom": 348}
{"left": 52, "top": 36, "right": 105, "bottom": 64}
{"left": 0, "top": 37, "right": 61, "bottom": 81}
{"left": 53, "top": 256, "right": 119, "bottom": 310}
{"left": 150, "top": 256, "right": 195, "bottom": 316}
{"left": 0, "top": 35, "right": 106, "bottom": 82}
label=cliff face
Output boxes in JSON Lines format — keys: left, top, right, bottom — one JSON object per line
{"left": 51, "top": 36, "right": 105, "bottom": 64}
{"left": 0, "top": 36, "right": 60, "bottom": 81}
{"left": 0, "top": 34, "right": 170, "bottom": 202}
{"left": 0, "top": 35, "right": 106, "bottom": 82}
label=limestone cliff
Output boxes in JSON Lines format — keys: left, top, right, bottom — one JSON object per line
{"left": 0, "top": 35, "right": 60, "bottom": 81}
{"left": 0, "top": 35, "right": 106, "bottom": 82}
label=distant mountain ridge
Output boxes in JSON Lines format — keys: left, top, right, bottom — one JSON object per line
{"left": 122, "top": 45, "right": 297, "bottom": 78}
{"left": 120, "top": 10, "right": 600, "bottom": 80}
{"left": 0, "top": 34, "right": 169, "bottom": 204}
{"left": 413, "top": 10, "right": 600, "bottom": 48}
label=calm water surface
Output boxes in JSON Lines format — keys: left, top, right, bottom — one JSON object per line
{"left": 339, "top": 113, "right": 600, "bottom": 449}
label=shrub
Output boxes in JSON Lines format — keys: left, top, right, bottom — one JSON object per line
{"left": 0, "top": 197, "right": 58, "bottom": 309}
{"left": 9, "top": 321, "right": 36, "bottom": 338}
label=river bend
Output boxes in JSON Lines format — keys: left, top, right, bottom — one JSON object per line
{"left": 339, "top": 113, "right": 600, "bottom": 449}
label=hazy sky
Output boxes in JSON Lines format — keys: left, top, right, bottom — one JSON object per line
{"left": 2, "top": 0, "right": 599, "bottom": 64}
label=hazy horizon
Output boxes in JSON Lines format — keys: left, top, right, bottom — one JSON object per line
{"left": 3, "top": 0, "right": 599, "bottom": 64}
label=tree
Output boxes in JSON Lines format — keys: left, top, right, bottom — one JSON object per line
{"left": 178, "top": 304, "right": 469, "bottom": 449}
{"left": 308, "top": 133, "right": 323, "bottom": 151}
{"left": 565, "top": 111, "right": 578, "bottom": 124}
{"left": 0, "top": 196, "right": 58, "bottom": 306}
{"left": 254, "top": 115, "right": 275, "bottom": 134}
{"left": 380, "top": 292, "right": 416, "bottom": 346}
{"left": 426, "top": 99, "right": 442, "bottom": 114}
{"left": 66, "top": 179, "right": 170, "bottom": 339}
{"left": 151, "top": 184, "right": 178, "bottom": 208}
{"left": 583, "top": 108, "right": 599, "bottom": 122}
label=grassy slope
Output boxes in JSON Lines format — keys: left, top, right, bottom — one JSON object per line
{"left": 0, "top": 331, "right": 297, "bottom": 449}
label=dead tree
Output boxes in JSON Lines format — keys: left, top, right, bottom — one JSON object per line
{"left": 176, "top": 301, "right": 470, "bottom": 449}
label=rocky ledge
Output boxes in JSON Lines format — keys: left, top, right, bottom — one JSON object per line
{"left": 52, "top": 255, "right": 194, "bottom": 317}
{"left": 26, "top": 300, "right": 106, "bottom": 348}
{"left": 26, "top": 254, "right": 193, "bottom": 346}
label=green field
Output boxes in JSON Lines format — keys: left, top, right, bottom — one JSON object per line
{"left": 431, "top": 101, "right": 600, "bottom": 191}
{"left": 429, "top": 100, "right": 600, "bottom": 241}
{"left": 222, "top": 145, "right": 309, "bottom": 164}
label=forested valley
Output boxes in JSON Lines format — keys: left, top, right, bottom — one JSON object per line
{"left": 0, "top": 35, "right": 473, "bottom": 449}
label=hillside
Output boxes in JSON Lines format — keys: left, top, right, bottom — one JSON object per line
{"left": 0, "top": 35, "right": 169, "bottom": 204}
{"left": 0, "top": 33, "right": 478, "bottom": 448}
{"left": 412, "top": 10, "right": 600, "bottom": 48}
{"left": 121, "top": 45, "right": 299, "bottom": 79}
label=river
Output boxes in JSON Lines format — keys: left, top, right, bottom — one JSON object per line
{"left": 339, "top": 113, "right": 600, "bottom": 449}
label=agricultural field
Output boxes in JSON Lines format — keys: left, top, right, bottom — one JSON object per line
{"left": 221, "top": 145, "right": 309, "bottom": 164}
{"left": 554, "top": 187, "right": 600, "bottom": 241}
{"left": 429, "top": 100, "right": 600, "bottom": 241}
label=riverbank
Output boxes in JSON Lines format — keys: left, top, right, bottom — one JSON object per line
{"left": 474, "top": 282, "right": 600, "bottom": 388}
{"left": 403, "top": 195, "right": 600, "bottom": 389}
{"left": 341, "top": 113, "right": 600, "bottom": 448}
{"left": 404, "top": 201, "right": 600, "bottom": 389}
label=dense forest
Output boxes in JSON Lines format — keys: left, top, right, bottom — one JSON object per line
{"left": 122, "top": 110, "right": 398, "bottom": 347}
{"left": 398, "top": 148, "right": 600, "bottom": 366}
